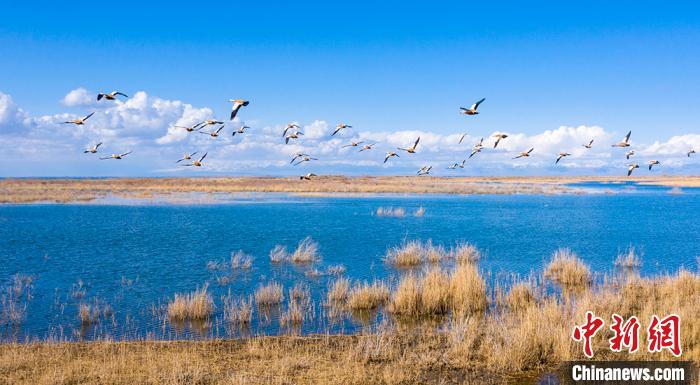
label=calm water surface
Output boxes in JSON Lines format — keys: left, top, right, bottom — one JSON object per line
{"left": 1, "top": 183, "right": 699, "bottom": 341}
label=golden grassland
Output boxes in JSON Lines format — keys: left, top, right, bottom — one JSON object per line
{"left": 1, "top": 244, "right": 699, "bottom": 384}
{"left": 2, "top": 175, "right": 699, "bottom": 203}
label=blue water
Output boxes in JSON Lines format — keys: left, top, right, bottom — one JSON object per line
{"left": 1, "top": 184, "right": 699, "bottom": 341}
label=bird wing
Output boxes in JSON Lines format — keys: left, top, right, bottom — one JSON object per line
{"left": 96, "top": 142, "right": 102, "bottom": 149}
{"left": 120, "top": 151, "right": 132, "bottom": 157}
{"left": 459, "top": 133, "right": 466, "bottom": 144}
{"left": 624, "top": 131, "right": 631, "bottom": 142}
{"left": 332, "top": 127, "right": 341, "bottom": 136}
{"left": 472, "top": 98, "right": 486, "bottom": 110}
{"left": 527, "top": 148, "right": 533, "bottom": 154}
{"left": 459, "top": 107, "right": 468, "bottom": 112}
{"left": 413, "top": 137, "right": 420, "bottom": 148}
{"left": 199, "top": 152, "right": 208, "bottom": 162}
{"left": 97, "top": 94, "right": 105, "bottom": 101}
{"left": 493, "top": 138, "right": 500, "bottom": 148}
{"left": 230, "top": 108, "right": 239, "bottom": 120}
{"left": 115, "top": 92, "right": 128, "bottom": 97}
{"left": 83, "top": 112, "right": 95, "bottom": 121}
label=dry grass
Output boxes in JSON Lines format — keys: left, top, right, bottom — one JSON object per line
{"left": 389, "top": 274, "right": 422, "bottom": 315}
{"left": 384, "top": 240, "right": 425, "bottom": 267}
{"left": 327, "top": 278, "right": 350, "bottom": 303}
{"left": 290, "top": 237, "right": 320, "bottom": 264}
{"left": 166, "top": 285, "right": 214, "bottom": 322}
{"left": 414, "top": 206, "right": 425, "bottom": 217}
{"left": 503, "top": 282, "right": 537, "bottom": 313}
{"left": 544, "top": 248, "right": 592, "bottom": 288}
{"left": 230, "top": 251, "right": 253, "bottom": 270}
{"left": 254, "top": 282, "right": 284, "bottom": 306}
{"left": 269, "top": 244, "right": 289, "bottom": 263}
{"left": 614, "top": 246, "right": 642, "bottom": 268}
{"left": 375, "top": 207, "right": 405, "bottom": 217}
{"left": 1, "top": 274, "right": 34, "bottom": 326}
{"left": 347, "top": 282, "right": 390, "bottom": 310}
{"left": 451, "top": 242, "right": 481, "bottom": 264}
{"left": 450, "top": 263, "right": 487, "bottom": 315}
{"left": 221, "top": 292, "right": 252, "bottom": 325}
{"left": 78, "top": 300, "right": 112, "bottom": 325}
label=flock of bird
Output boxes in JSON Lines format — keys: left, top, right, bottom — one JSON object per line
{"left": 71, "top": 92, "right": 696, "bottom": 178}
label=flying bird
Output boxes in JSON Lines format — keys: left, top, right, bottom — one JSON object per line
{"left": 232, "top": 125, "right": 250, "bottom": 136}
{"left": 447, "top": 160, "right": 465, "bottom": 169}
{"left": 384, "top": 152, "right": 400, "bottom": 163}
{"left": 398, "top": 137, "right": 420, "bottom": 154}
{"left": 227, "top": 99, "right": 249, "bottom": 120}
{"left": 62, "top": 112, "right": 95, "bottom": 125}
{"left": 688, "top": 149, "right": 696, "bottom": 157}
{"left": 458, "top": 132, "right": 467, "bottom": 144}
{"left": 293, "top": 156, "right": 317, "bottom": 166}
{"left": 83, "top": 142, "right": 102, "bottom": 154}
{"left": 342, "top": 141, "right": 364, "bottom": 148}
{"left": 333, "top": 123, "right": 352, "bottom": 136}
{"left": 182, "top": 152, "right": 208, "bottom": 167}
{"left": 285, "top": 131, "right": 304, "bottom": 144}
{"left": 460, "top": 98, "right": 486, "bottom": 115}
{"left": 555, "top": 152, "right": 571, "bottom": 164}
{"left": 193, "top": 120, "right": 224, "bottom": 130}
{"left": 290, "top": 152, "right": 309, "bottom": 164}
{"left": 612, "top": 131, "right": 632, "bottom": 148}
{"left": 200, "top": 125, "right": 224, "bottom": 138}
{"left": 582, "top": 139, "right": 594, "bottom": 149}
{"left": 100, "top": 151, "right": 132, "bottom": 160}
{"left": 625, "top": 150, "right": 635, "bottom": 160}
{"left": 300, "top": 173, "right": 317, "bottom": 180}
{"left": 359, "top": 143, "right": 376, "bottom": 152}
{"left": 647, "top": 160, "right": 661, "bottom": 170}
{"left": 627, "top": 163, "right": 639, "bottom": 176}
{"left": 469, "top": 138, "right": 484, "bottom": 159}
{"left": 513, "top": 148, "right": 534, "bottom": 159}
{"left": 417, "top": 165, "right": 432, "bottom": 176}
{"left": 176, "top": 152, "right": 198, "bottom": 163}
{"left": 97, "top": 91, "right": 128, "bottom": 101}
{"left": 492, "top": 133, "right": 508, "bottom": 148}
{"left": 283, "top": 123, "right": 300, "bottom": 137}
{"left": 175, "top": 125, "right": 202, "bottom": 132}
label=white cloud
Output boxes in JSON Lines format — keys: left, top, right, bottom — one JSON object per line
{"left": 0, "top": 92, "right": 29, "bottom": 132}
{"left": 61, "top": 88, "right": 93, "bottom": 107}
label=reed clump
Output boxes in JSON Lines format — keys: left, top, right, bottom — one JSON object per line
{"left": 269, "top": 245, "right": 289, "bottom": 263}
{"left": 166, "top": 285, "right": 214, "bottom": 321}
{"left": 450, "top": 262, "right": 488, "bottom": 315}
{"left": 222, "top": 292, "right": 253, "bottom": 325}
{"left": 614, "top": 246, "right": 642, "bottom": 269}
{"left": 254, "top": 282, "right": 284, "bottom": 306}
{"left": 327, "top": 278, "right": 350, "bottom": 303}
{"left": 384, "top": 240, "right": 425, "bottom": 267}
{"left": 347, "top": 281, "right": 390, "bottom": 310}
{"left": 230, "top": 251, "right": 253, "bottom": 270}
{"left": 544, "top": 248, "right": 592, "bottom": 288}
{"left": 503, "top": 281, "right": 537, "bottom": 313}
{"left": 375, "top": 207, "right": 406, "bottom": 217}
{"left": 290, "top": 237, "right": 321, "bottom": 263}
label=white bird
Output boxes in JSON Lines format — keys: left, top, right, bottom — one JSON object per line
{"left": 200, "top": 125, "right": 224, "bottom": 138}
{"left": 97, "top": 91, "right": 128, "bottom": 101}
{"left": 300, "top": 173, "right": 317, "bottom": 180}
{"left": 447, "top": 160, "right": 465, "bottom": 169}
{"left": 100, "top": 151, "right": 132, "bottom": 160}
{"left": 62, "top": 112, "right": 95, "bottom": 125}
{"left": 648, "top": 160, "right": 660, "bottom": 170}
{"left": 612, "top": 131, "right": 632, "bottom": 148}
{"left": 283, "top": 123, "right": 300, "bottom": 137}
{"left": 83, "top": 142, "right": 102, "bottom": 154}
{"left": 285, "top": 131, "right": 304, "bottom": 144}
{"left": 293, "top": 156, "right": 317, "bottom": 166}
{"left": 460, "top": 98, "right": 485, "bottom": 115}
{"left": 384, "top": 152, "right": 400, "bottom": 163}
{"left": 625, "top": 150, "right": 636, "bottom": 160}
{"left": 398, "top": 137, "right": 420, "bottom": 154}
{"left": 417, "top": 165, "right": 432, "bottom": 176}
{"left": 227, "top": 99, "right": 249, "bottom": 120}
{"left": 688, "top": 149, "right": 696, "bottom": 157}
{"left": 555, "top": 152, "right": 571, "bottom": 164}
{"left": 513, "top": 148, "right": 534, "bottom": 159}
{"left": 582, "top": 139, "right": 594, "bottom": 149}
{"left": 492, "top": 133, "right": 508, "bottom": 148}
{"left": 359, "top": 143, "right": 376, "bottom": 152}
{"left": 182, "top": 152, "right": 208, "bottom": 167}
{"left": 176, "top": 152, "right": 198, "bottom": 163}
{"left": 232, "top": 125, "right": 250, "bottom": 137}
{"left": 469, "top": 138, "right": 484, "bottom": 159}
{"left": 333, "top": 123, "right": 352, "bottom": 136}
{"left": 290, "top": 152, "right": 310, "bottom": 164}
{"left": 342, "top": 141, "right": 364, "bottom": 148}
{"left": 627, "top": 163, "right": 639, "bottom": 176}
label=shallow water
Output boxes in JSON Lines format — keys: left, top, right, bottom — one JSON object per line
{"left": 1, "top": 183, "right": 699, "bottom": 341}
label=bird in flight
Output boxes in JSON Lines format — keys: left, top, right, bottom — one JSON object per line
{"left": 513, "top": 148, "right": 534, "bottom": 159}
{"left": 582, "top": 139, "right": 594, "bottom": 149}
{"left": 182, "top": 152, "right": 208, "bottom": 167}
{"left": 97, "top": 91, "right": 128, "bottom": 101}
{"left": 62, "top": 112, "right": 95, "bottom": 125}
{"left": 290, "top": 152, "right": 310, "bottom": 164}
{"left": 293, "top": 156, "right": 318, "bottom": 166}
{"left": 227, "top": 99, "right": 249, "bottom": 120}
{"left": 283, "top": 123, "right": 300, "bottom": 137}
{"left": 647, "top": 160, "right": 661, "bottom": 170}
{"left": 100, "top": 151, "right": 132, "bottom": 160}
{"left": 285, "top": 131, "right": 304, "bottom": 144}
{"left": 625, "top": 150, "right": 635, "bottom": 160}
{"left": 612, "top": 131, "right": 632, "bottom": 148}
{"left": 627, "top": 163, "right": 639, "bottom": 176}
{"left": 300, "top": 173, "right": 317, "bottom": 180}
{"left": 342, "top": 141, "right": 364, "bottom": 148}
{"left": 176, "top": 152, "right": 198, "bottom": 163}
{"left": 232, "top": 126, "right": 250, "bottom": 137}
{"left": 359, "top": 143, "right": 376, "bottom": 152}
{"left": 398, "top": 137, "right": 420, "bottom": 154}
{"left": 688, "top": 149, "right": 696, "bottom": 157}
{"left": 492, "top": 133, "right": 508, "bottom": 148}
{"left": 417, "top": 165, "right": 432, "bottom": 176}
{"left": 333, "top": 123, "right": 352, "bottom": 136}
{"left": 193, "top": 120, "right": 224, "bottom": 130}
{"left": 175, "top": 125, "right": 202, "bottom": 132}
{"left": 447, "top": 160, "right": 465, "bottom": 169}
{"left": 83, "top": 142, "right": 102, "bottom": 154}
{"left": 458, "top": 132, "right": 468, "bottom": 144}
{"left": 469, "top": 138, "right": 484, "bottom": 159}
{"left": 200, "top": 125, "right": 225, "bottom": 138}
{"left": 460, "top": 98, "right": 486, "bottom": 115}
{"left": 555, "top": 152, "right": 571, "bottom": 164}
{"left": 384, "top": 151, "right": 399, "bottom": 163}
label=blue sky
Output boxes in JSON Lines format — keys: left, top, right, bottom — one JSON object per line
{"left": 1, "top": 1, "right": 699, "bottom": 176}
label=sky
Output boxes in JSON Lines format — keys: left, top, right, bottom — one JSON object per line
{"left": 1, "top": 1, "right": 699, "bottom": 177}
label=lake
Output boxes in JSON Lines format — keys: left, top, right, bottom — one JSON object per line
{"left": 1, "top": 183, "right": 699, "bottom": 342}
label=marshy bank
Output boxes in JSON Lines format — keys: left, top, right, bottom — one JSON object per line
{"left": 1, "top": 242, "right": 698, "bottom": 384}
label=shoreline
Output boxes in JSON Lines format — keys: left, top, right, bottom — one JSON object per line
{"left": 1, "top": 176, "right": 698, "bottom": 203}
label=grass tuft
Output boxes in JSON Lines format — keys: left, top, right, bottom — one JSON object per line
{"left": 254, "top": 282, "right": 284, "bottom": 306}
{"left": 544, "top": 248, "right": 592, "bottom": 288}
{"left": 291, "top": 237, "right": 320, "bottom": 263}
{"left": 167, "top": 285, "right": 214, "bottom": 321}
